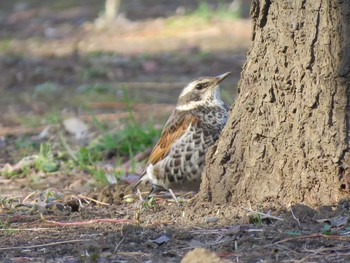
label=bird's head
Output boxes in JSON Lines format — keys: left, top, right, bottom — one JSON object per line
{"left": 176, "top": 72, "right": 231, "bottom": 111}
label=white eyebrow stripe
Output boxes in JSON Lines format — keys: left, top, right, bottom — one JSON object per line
{"left": 179, "top": 83, "right": 195, "bottom": 98}
{"left": 177, "top": 84, "right": 222, "bottom": 111}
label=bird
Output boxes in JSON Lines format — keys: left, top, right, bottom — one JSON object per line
{"left": 133, "top": 72, "right": 231, "bottom": 202}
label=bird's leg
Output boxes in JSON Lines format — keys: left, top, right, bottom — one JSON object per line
{"left": 147, "top": 185, "right": 156, "bottom": 197}
{"left": 147, "top": 185, "right": 179, "bottom": 206}
{"left": 144, "top": 185, "right": 157, "bottom": 203}
{"left": 168, "top": 188, "right": 180, "bottom": 206}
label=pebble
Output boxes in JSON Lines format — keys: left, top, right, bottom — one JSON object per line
{"left": 205, "top": 216, "right": 219, "bottom": 223}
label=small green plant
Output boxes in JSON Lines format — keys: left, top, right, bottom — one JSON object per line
{"left": 14, "top": 111, "right": 61, "bottom": 127}
{"left": 44, "top": 111, "right": 61, "bottom": 124}
{"left": 14, "top": 114, "right": 42, "bottom": 128}
{"left": 322, "top": 223, "right": 332, "bottom": 235}
{"left": 0, "top": 220, "right": 13, "bottom": 234}
{"left": 250, "top": 206, "right": 264, "bottom": 225}
{"left": 35, "top": 144, "right": 59, "bottom": 173}
{"left": 80, "top": 252, "right": 100, "bottom": 263}
{"left": 77, "top": 118, "right": 160, "bottom": 183}
{"left": 64, "top": 91, "right": 161, "bottom": 183}
{"left": 0, "top": 197, "right": 13, "bottom": 210}
{"left": 251, "top": 213, "right": 262, "bottom": 225}
{"left": 34, "top": 82, "right": 60, "bottom": 95}
{"left": 14, "top": 137, "right": 41, "bottom": 158}
{"left": 81, "top": 66, "right": 108, "bottom": 80}
{"left": 90, "top": 167, "right": 107, "bottom": 184}
{"left": 86, "top": 51, "right": 115, "bottom": 58}
{"left": 87, "top": 103, "right": 161, "bottom": 162}
{"left": 340, "top": 226, "right": 350, "bottom": 235}
{"left": 193, "top": 2, "right": 212, "bottom": 20}
{"left": 0, "top": 38, "right": 12, "bottom": 54}
{"left": 75, "top": 147, "right": 101, "bottom": 168}
{"left": 77, "top": 83, "right": 115, "bottom": 94}
{"left": 89, "top": 122, "right": 160, "bottom": 158}
{"left": 286, "top": 231, "right": 302, "bottom": 236}
{"left": 143, "top": 196, "right": 155, "bottom": 209}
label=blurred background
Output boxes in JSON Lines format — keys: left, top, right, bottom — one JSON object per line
{"left": 0, "top": 0, "right": 252, "bottom": 194}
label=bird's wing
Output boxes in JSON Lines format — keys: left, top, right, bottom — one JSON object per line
{"left": 132, "top": 111, "right": 199, "bottom": 191}
{"left": 148, "top": 110, "right": 199, "bottom": 165}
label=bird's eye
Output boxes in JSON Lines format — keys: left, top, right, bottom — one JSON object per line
{"left": 195, "top": 84, "right": 204, "bottom": 90}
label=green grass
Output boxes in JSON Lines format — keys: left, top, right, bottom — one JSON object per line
{"left": 77, "top": 83, "right": 115, "bottom": 94}
{"left": 3, "top": 143, "right": 59, "bottom": 178}
{"left": 142, "top": 196, "right": 156, "bottom": 209}
{"left": 88, "top": 121, "right": 160, "bottom": 159}
{"left": 193, "top": 2, "right": 241, "bottom": 20}
{"left": 166, "top": 2, "right": 240, "bottom": 28}
{"left": 286, "top": 231, "right": 302, "bottom": 236}
{"left": 34, "top": 82, "right": 60, "bottom": 95}
{"left": 73, "top": 109, "right": 161, "bottom": 183}
{"left": 75, "top": 113, "right": 160, "bottom": 183}
{"left": 13, "top": 114, "right": 41, "bottom": 128}
{"left": 44, "top": 111, "right": 62, "bottom": 124}
{"left": 250, "top": 213, "right": 262, "bottom": 225}
{"left": 0, "top": 220, "right": 14, "bottom": 234}
{"left": 55, "top": 98, "right": 161, "bottom": 183}
{"left": 13, "top": 111, "right": 62, "bottom": 128}
{"left": 34, "top": 144, "right": 59, "bottom": 173}
{"left": 81, "top": 66, "right": 109, "bottom": 80}
{"left": 3, "top": 88, "right": 160, "bottom": 184}
{"left": 322, "top": 224, "right": 332, "bottom": 235}
{"left": 0, "top": 38, "right": 12, "bottom": 54}
{"left": 15, "top": 137, "right": 41, "bottom": 158}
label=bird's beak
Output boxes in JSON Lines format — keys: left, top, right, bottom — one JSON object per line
{"left": 214, "top": 72, "right": 231, "bottom": 85}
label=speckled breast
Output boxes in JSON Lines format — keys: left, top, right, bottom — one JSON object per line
{"left": 158, "top": 105, "right": 228, "bottom": 191}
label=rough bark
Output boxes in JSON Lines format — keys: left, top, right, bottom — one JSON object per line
{"left": 199, "top": 0, "right": 350, "bottom": 207}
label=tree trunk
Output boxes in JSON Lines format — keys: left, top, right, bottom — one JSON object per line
{"left": 199, "top": 0, "right": 350, "bottom": 207}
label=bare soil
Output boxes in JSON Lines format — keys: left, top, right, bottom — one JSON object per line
{"left": 1, "top": 1, "right": 350, "bottom": 262}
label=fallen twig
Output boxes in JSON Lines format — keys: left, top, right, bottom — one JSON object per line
{"left": 43, "top": 216, "right": 133, "bottom": 226}
{"left": 303, "top": 245, "right": 350, "bottom": 254}
{"left": 245, "top": 229, "right": 264, "bottom": 232}
{"left": 190, "top": 226, "right": 241, "bottom": 235}
{"left": 116, "top": 251, "right": 150, "bottom": 256}
{"left": 241, "top": 207, "right": 284, "bottom": 221}
{"left": 0, "top": 228, "right": 54, "bottom": 231}
{"left": 0, "top": 126, "right": 47, "bottom": 137}
{"left": 136, "top": 188, "right": 144, "bottom": 202}
{"left": 22, "top": 191, "right": 38, "bottom": 204}
{"left": 77, "top": 194, "right": 109, "bottom": 206}
{"left": 289, "top": 205, "right": 301, "bottom": 227}
{"left": 274, "top": 233, "right": 350, "bottom": 245}
{"left": 281, "top": 249, "right": 350, "bottom": 263}
{"left": 0, "top": 239, "right": 90, "bottom": 251}
{"left": 114, "top": 237, "right": 125, "bottom": 253}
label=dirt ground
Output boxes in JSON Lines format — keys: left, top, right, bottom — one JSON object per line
{"left": 1, "top": 1, "right": 350, "bottom": 262}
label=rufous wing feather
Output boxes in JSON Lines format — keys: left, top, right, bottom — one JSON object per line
{"left": 148, "top": 112, "right": 198, "bottom": 165}
{"left": 132, "top": 111, "right": 198, "bottom": 191}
